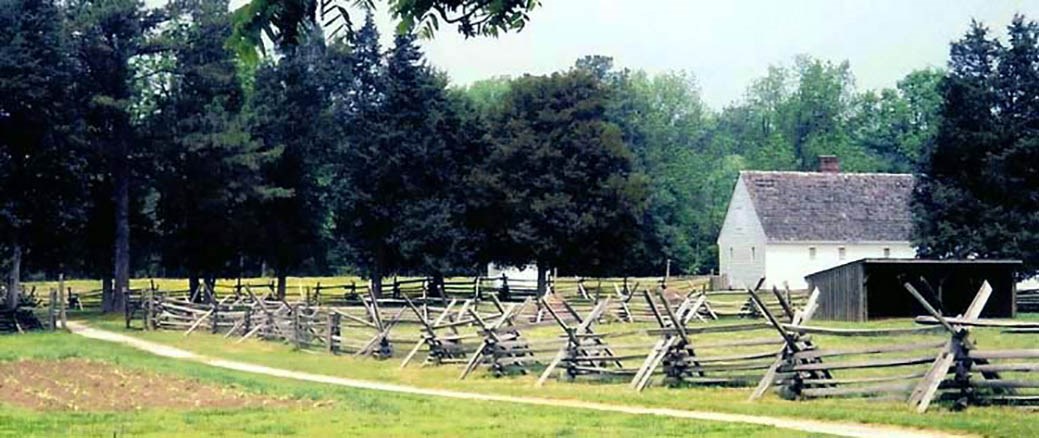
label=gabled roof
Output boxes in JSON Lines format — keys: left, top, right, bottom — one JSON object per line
{"left": 741, "top": 171, "right": 915, "bottom": 242}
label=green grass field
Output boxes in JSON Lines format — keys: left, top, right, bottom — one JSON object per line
{"left": 73, "top": 313, "right": 1039, "bottom": 438}
{"left": 0, "top": 331, "right": 797, "bottom": 437}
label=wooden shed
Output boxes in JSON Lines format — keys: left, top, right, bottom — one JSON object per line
{"left": 804, "top": 259, "right": 1021, "bottom": 321}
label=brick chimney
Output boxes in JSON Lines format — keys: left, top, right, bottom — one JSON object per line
{"left": 818, "top": 155, "right": 840, "bottom": 173}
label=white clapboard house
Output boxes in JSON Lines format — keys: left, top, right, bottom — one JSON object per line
{"left": 717, "top": 156, "right": 917, "bottom": 289}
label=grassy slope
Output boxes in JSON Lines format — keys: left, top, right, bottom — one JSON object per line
{"left": 84, "top": 314, "right": 1039, "bottom": 438}
{"left": 0, "top": 333, "right": 789, "bottom": 438}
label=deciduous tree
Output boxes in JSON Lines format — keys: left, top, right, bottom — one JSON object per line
{"left": 483, "top": 69, "right": 648, "bottom": 292}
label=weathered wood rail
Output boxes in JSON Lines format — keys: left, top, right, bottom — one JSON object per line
{"left": 133, "top": 274, "right": 1039, "bottom": 413}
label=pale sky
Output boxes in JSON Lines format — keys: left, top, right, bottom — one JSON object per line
{"left": 156, "top": 0, "right": 1037, "bottom": 108}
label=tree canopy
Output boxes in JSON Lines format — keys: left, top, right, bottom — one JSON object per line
{"left": 228, "top": 0, "right": 541, "bottom": 63}
{"left": 18, "top": 5, "right": 1039, "bottom": 308}
{"left": 913, "top": 15, "right": 1039, "bottom": 277}
{"left": 480, "top": 69, "right": 649, "bottom": 289}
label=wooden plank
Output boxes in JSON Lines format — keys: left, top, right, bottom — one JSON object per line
{"left": 687, "top": 351, "right": 778, "bottom": 363}
{"left": 963, "top": 281, "right": 993, "bottom": 321}
{"left": 969, "top": 349, "right": 1039, "bottom": 360}
{"left": 748, "top": 349, "right": 785, "bottom": 401}
{"left": 781, "top": 324, "right": 943, "bottom": 337}
{"left": 972, "top": 379, "right": 1039, "bottom": 389}
{"left": 791, "top": 355, "right": 935, "bottom": 372}
{"left": 973, "top": 363, "right": 1039, "bottom": 373}
{"left": 799, "top": 371, "right": 927, "bottom": 386}
{"left": 908, "top": 349, "right": 955, "bottom": 413}
{"left": 915, "top": 316, "right": 1039, "bottom": 329}
{"left": 792, "top": 341, "right": 945, "bottom": 360}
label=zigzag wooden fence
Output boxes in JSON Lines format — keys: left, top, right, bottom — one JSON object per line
{"left": 131, "top": 273, "right": 1039, "bottom": 413}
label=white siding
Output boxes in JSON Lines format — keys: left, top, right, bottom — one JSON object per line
{"left": 764, "top": 242, "right": 916, "bottom": 289}
{"left": 717, "top": 176, "right": 767, "bottom": 289}
{"left": 486, "top": 263, "right": 538, "bottom": 281}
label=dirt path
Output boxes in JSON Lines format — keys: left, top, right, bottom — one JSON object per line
{"left": 66, "top": 322, "right": 967, "bottom": 438}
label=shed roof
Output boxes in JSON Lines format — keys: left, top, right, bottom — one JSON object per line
{"left": 804, "top": 258, "right": 1023, "bottom": 280}
{"left": 741, "top": 171, "right": 915, "bottom": 242}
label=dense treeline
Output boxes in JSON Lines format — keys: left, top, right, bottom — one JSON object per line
{"left": 2, "top": 0, "right": 1036, "bottom": 310}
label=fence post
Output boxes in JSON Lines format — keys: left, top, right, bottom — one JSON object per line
{"left": 58, "top": 273, "right": 67, "bottom": 330}
{"left": 211, "top": 298, "right": 219, "bottom": 334}
{"left": 292, "top": 305, "right": 302, "bottom": 349}
{"left": 327, "top": 311, "right": 340, "bottom": 354}
{"left": 243, "top": 305, "right": 252, "bottom": 336}
{"left": 48, "top": 287, "right": 57, "bottom": 330}
{"left": 664, "top": 258, "right": 671, "bottom": 288}
{"left": 144, "top": 287, "right": 152, "bottom": 330}
{"left": 123, "top": 286, "right": 130, "bottom": 329}
{"left": 499, "top": 274, "right": 509, "bottom": 301}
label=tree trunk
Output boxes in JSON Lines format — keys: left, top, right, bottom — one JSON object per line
{"left": 431, "top": 271, "right": 445, "bottom": 299}
{"left": 536, "top": 261, "right": 549, "bottom": 297}
{"left": 370, "top": 246, "right": 385, "bottom": 298}
{"left": 370, "top": 266, "right": 383, "bottom": 299}
{"left": 108, "top": 154, "right": 130, "bottom": 314}
{"left": 276, "top": 272, "right": 287, "bottom": 301}
{"left": 6, "top": 240, "right": 21, "bottom": 311}
{"left": 101, "top": 277, "right": 113, "bottom": 312}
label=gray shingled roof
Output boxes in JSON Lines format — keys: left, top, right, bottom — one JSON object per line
{"left": 741, "top": 171, "right": 915, "bottom": 242}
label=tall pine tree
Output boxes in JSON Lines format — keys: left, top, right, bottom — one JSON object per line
{"left": 0, "top": 0, "right": 85, "bottom": 309}
{"left": 68, "top": 0, "right": 164, "bottom": 312}
{"left": 249, "top": 30, "right": 337, "bottom": 299}
{"left": 152, "top": 0, "right": 283, "bottom": 298}
{"left": 914, "top": 15, "right": 1039, "bottom": 276}
{"left": 332, "top": 22, "right": 487, "bottom": 295}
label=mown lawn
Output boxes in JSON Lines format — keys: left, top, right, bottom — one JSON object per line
{"left": 0, "top": 332, "right": 793, "bottom": 437}
{"left": 82, "top": 313, "right": 1039, "bottom": 438}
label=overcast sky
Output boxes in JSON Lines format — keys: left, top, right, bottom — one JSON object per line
{"left": 160, "top": 0, "right": 1036, "bottom": 108}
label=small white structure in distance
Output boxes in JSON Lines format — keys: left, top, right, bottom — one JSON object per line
{"left": 486, "top": 263, "right": 538, "bottom": 282}
{"left": 717, "top": 156, "right": 917, "bottom": 290}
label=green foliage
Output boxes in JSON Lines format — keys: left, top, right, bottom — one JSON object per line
{"left": 460, "top": 75, "right": 512, "bottom": 113}
{"left": 594, "top": 62, "right": 716, "bottom": 275}
{"left": 228, "top": 0, "right": 540, "bottom": 66}
{"left": 1, "top": 1, "right": 968, "bottom": 287}
{"left": 248, "top": 32, "right": 339, "bottom": 288}
{"left": 151, "top": 0, "right": 284, "bottom": 284}
{"left": 913, "top": 15, "right": 1039, "bottom": 277}
{"left": 0, "top": 0, "right": 87, "bottom": 307}
{"left": 389, "top": 0, "right": 540, "bottom": 38}
{"left": 332, "top": 17, "right": 489, "bottom": 292}
{"left": 481, "top": 69, "right": 649, "bottom": 277}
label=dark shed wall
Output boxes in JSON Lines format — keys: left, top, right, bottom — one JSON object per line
{"left": 864, "top": 263, "right": 1016, "bottom": 319}
{"left": 806, "top": 259, "right": 1019, "bottom": 321}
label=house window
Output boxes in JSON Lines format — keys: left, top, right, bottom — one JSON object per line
{"left": 883, "top": 247, "right": 891, "bottom": 258}
{"left": 808, "top": 247, "right": 816, "bottom": 260}
{"left": 838, "top": 247, "right": 847, "bottom": 260}
{"left": 751, "top": 247, "right": 756, "bottom": 261}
